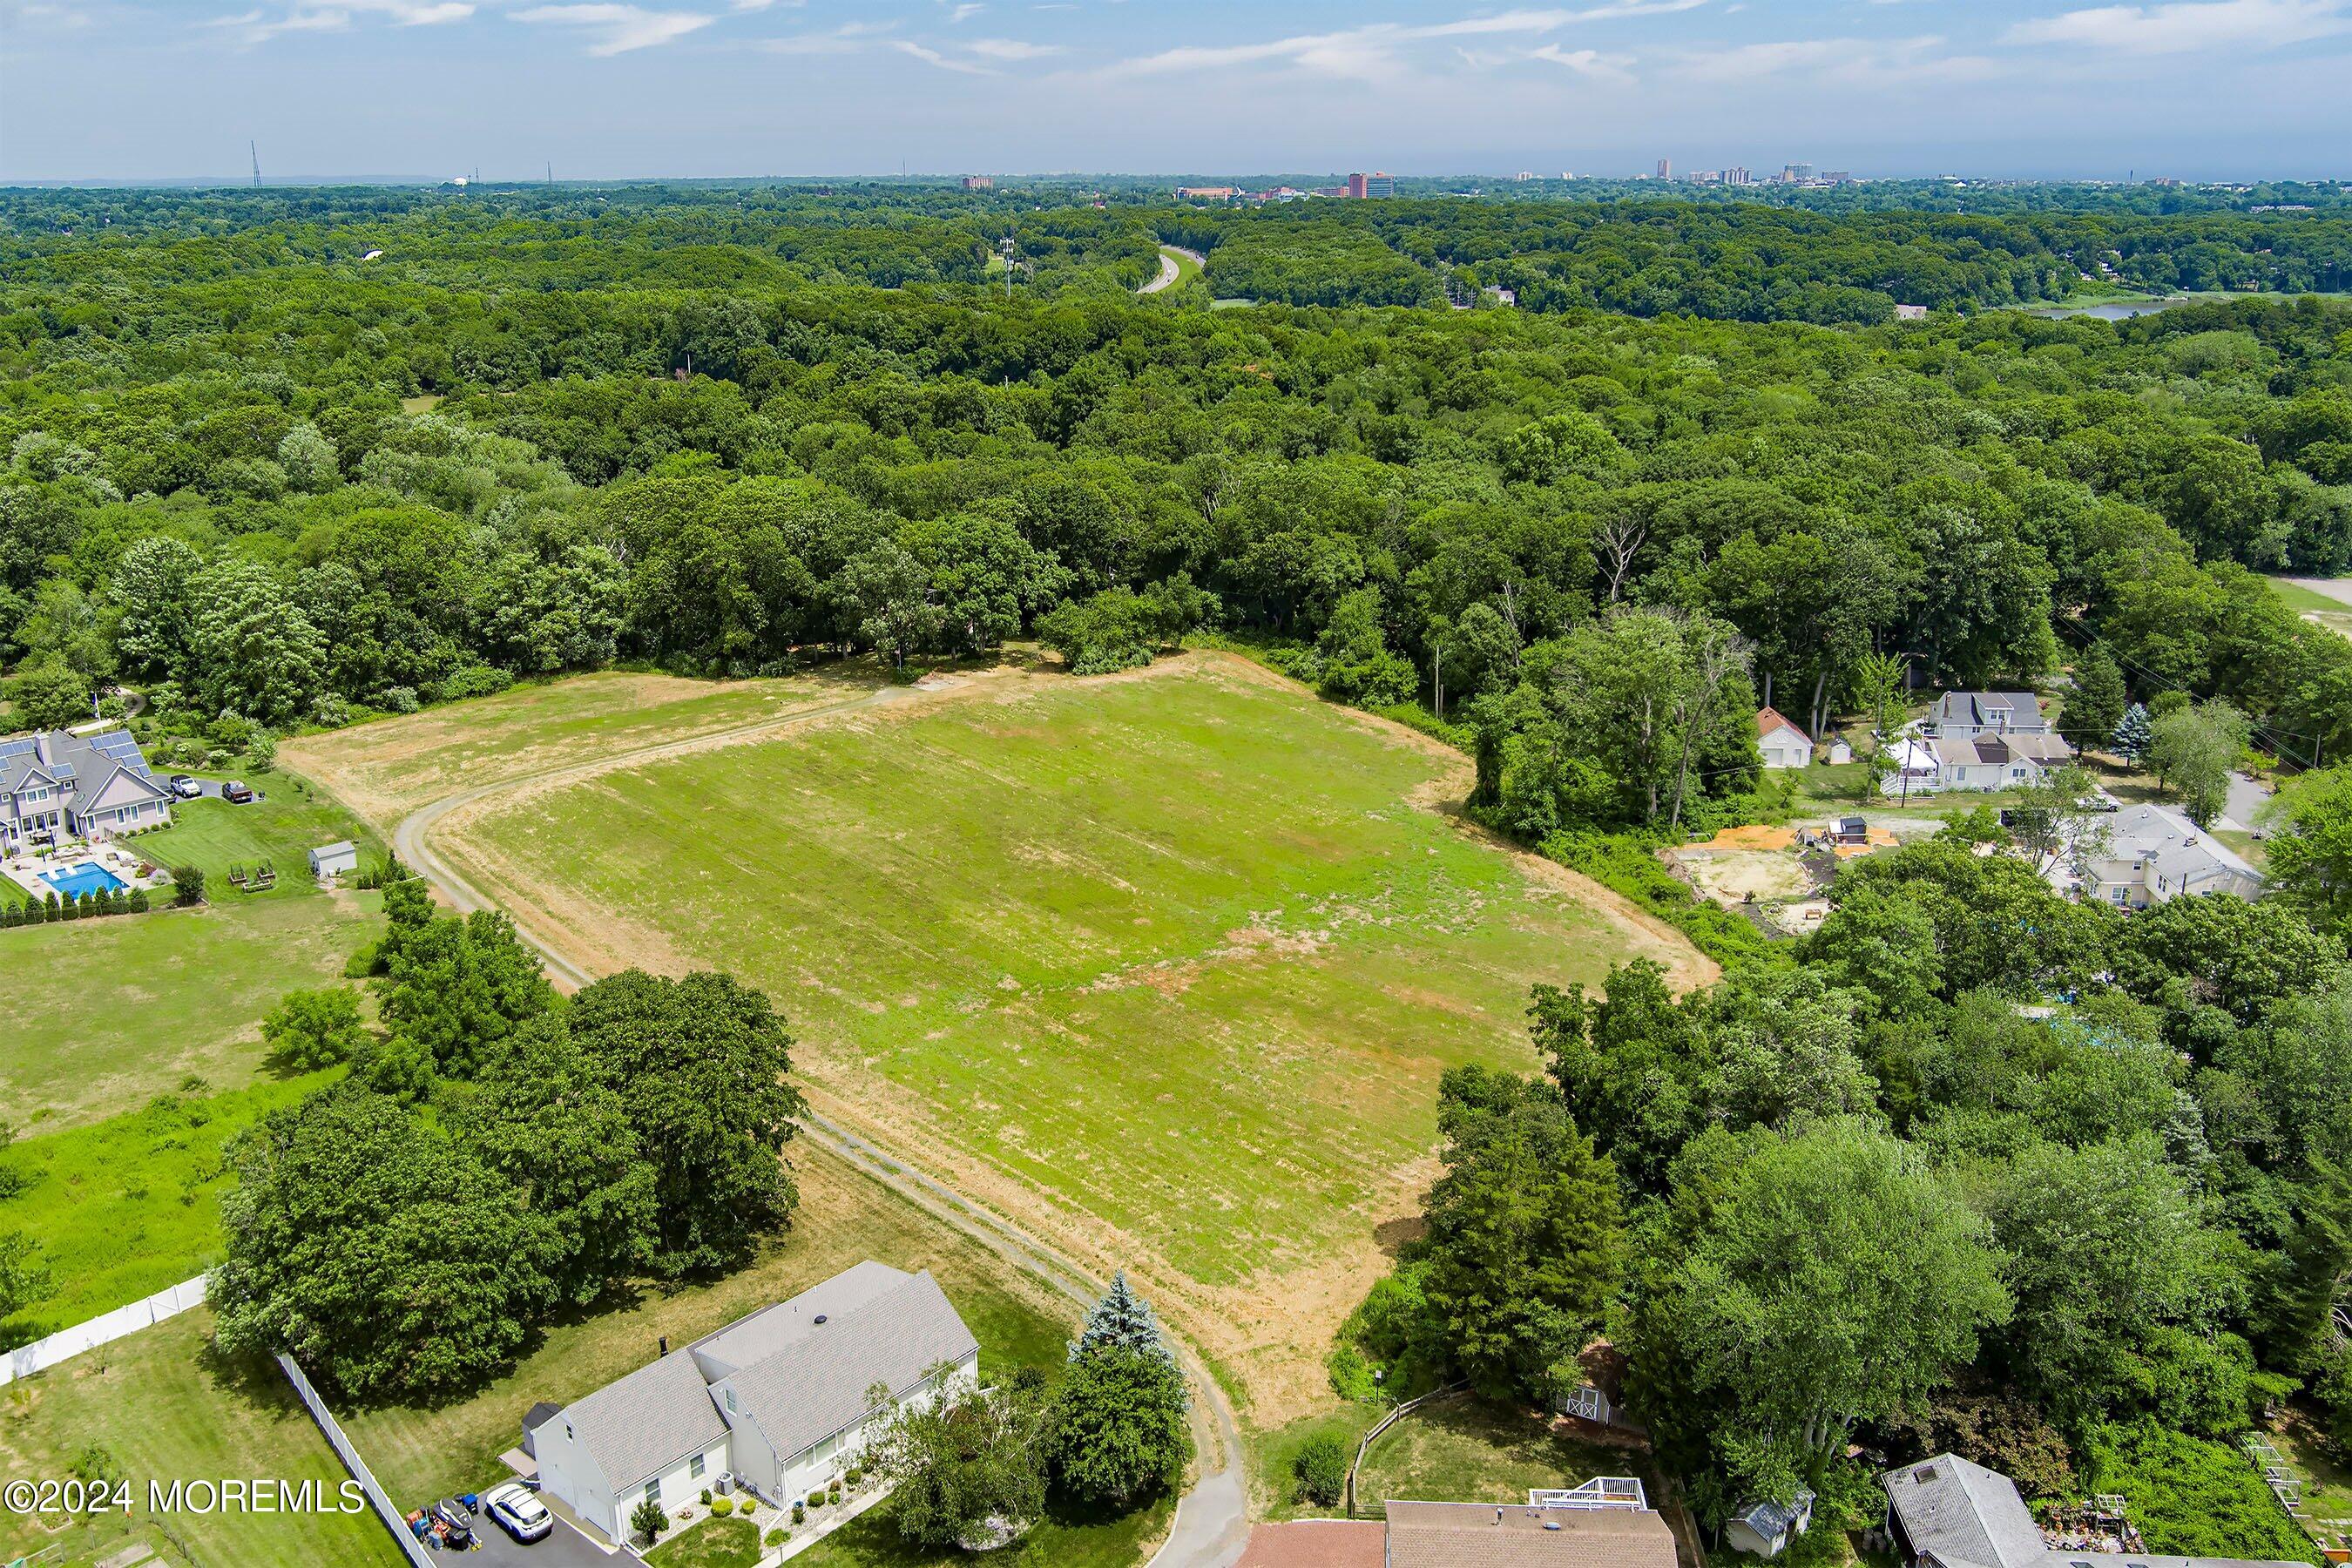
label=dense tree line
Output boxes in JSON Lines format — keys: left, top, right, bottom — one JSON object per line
{"left": 1342, "top": 835, "right": 2352, "bottom": 1538}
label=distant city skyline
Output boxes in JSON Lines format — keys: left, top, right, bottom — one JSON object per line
{"left": 4, "top": 0, "right": 2349, "bottom": 186}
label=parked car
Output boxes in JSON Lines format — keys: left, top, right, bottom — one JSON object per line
{"left": 484, "top": 1482, "right": 553, "bottom": 1543}
{"left": 430, "top": 1497, "right": 475, "bottom": 1549}
{"left": 166, "top": 774, "right": 202, "bottom": 800}
{"left": 221, "top": 781, "right": 253, "bottom": 804}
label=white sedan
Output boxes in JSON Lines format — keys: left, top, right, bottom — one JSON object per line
{"left": 484, "top": 1483, "right": 554, "bottom": 1544}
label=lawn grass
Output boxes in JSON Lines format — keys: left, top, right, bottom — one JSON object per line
{"left": 791, "top": 1496, "right": 1172, "bottom": 1568}
{"left": 649, "top": 1513, "right": 765, "bottom": 1566}
{"left": 0, "top": 1308, "right": 405, "bottom": 1568}
{"left": 0, "top": 1070, "right": 344, "bottom": 1341}
{"left": 0, "top": 894, "right": 380, "bottom": 1133}
{"left": 1252, "top": 1403, "right": 1380, "bottom": 1520}
{"left": 280, "top": 666, "right": 875, "bottom": 821}
{"left": 340, "top": 1146, "right": 1079, "bottom": 1509}
{"left": 433, "top": 654, "right": 1698, "bottom": 1423}
{"left": 2264, "top": 576, "right": 2352, "bottom": 644}
{"left": 2274, "top": 1409, "right": 2352, "bottom": 1525}
{"left": 132, "top": 774, "right": 383, "bottom": 902}
{"left": 1352, "top": 1394, "right": 1656, "bottom": 1511}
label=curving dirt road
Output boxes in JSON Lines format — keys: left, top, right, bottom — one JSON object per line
{"left": 382, "top": 679, "right": 1252, "bottom": 1568}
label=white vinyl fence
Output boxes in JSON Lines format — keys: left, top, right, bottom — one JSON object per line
{"left": 0, "top": 1274, "right": 206, "bottom": 1387}
{"left": 275, "top": 1352, "right": 435, "bottom": 1568}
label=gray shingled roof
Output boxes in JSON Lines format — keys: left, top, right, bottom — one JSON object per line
{"left": 1930, "top": 693, "right": 2046, "bottom": 731}
{"left": 555, "top": 1348, "right": 729, "bottom": 1494}
{"left": 691, "top": 1260, "right": 913, "bottom": 1378}
{"left": 2101, "top": 802, "right": 2261, "bottom": 886}
{"left": 1883, "top": 1455, "right": 2044, "bottom": 1568}
{"left": 717, "top": 1268, "right": 977, "bottom": 1465}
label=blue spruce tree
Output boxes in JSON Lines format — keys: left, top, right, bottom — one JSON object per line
{"left": 2112, "top": 702, "right": 2153, "bottom": 763}
{"left": 1071, "top": 1271, "right": 1176, "bottom": 1372}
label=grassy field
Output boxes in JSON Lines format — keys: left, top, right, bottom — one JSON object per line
{"left": 0, "top": 895, "right": 380, "bottom": 1133}
{"left": 0, "top": 1308, "right": 405, "bottom": 1568}
{"left": 340, "top": 1146, "right": 1079, "bottom": 1508}
{"left": 421, "top": 655, "right": 1700, "bottom": 1424}
{"left": 793, "top": 1497, "right": 1173, "bottom": 1568}
{"left": 0, "top": 1070, "right": 343, "bottom": 1340}
{"left": 649, "top": 1514, "right": 765, "bottom": 1566}
{"left": 135, "top": 774, "right": 385, "bottom": 901}
{"left": 279, "top": 667, "right": 873, "bottom": 821}
{"left": 2268, "top": 575, "right": 2352, "bottom": 644}
{"left": 1352, "top": 1395, "right": 1657, "bottom": 1509}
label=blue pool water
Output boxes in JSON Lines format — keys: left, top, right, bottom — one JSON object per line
{"left": 43, "top": 862, "right": 128, "bottom": 898}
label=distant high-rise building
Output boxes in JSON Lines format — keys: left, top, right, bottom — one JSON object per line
{"left": 1347, "top": 171, "right": 1394, "bottom": 199}
{"left": 961, "top": 175, "right": 994, "bottom": 191}
{"left": 1726, "top": 166, "right": 1750, "bottom": 186}
{"left": 1655, "top": 157, "right": 1673, "bottom": 179}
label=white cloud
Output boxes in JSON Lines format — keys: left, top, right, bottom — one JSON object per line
{"left": 1528, "top": 41, "right": 1634, "bottom": 78}
{"left": 2004, "top": 0, "right": 2351, "bottom": 53}
{"left": 1671, "top": 32, "right": 1994, "bottom": 85}
{"left": 212, "top": 0, "right": 472, "bottom": 46}
{"left": 1098, "top": 3, "right": 1702, "bottom": 82}
{"left": 894, "top": 37, "right": 994, "bottom": 71}
{"left": 946, "top": 1, "right": 984, "bottom": 20}
{"left": 512, "top": 2, "right": 713, "bottom": 53}
{"left": 964, "top": 36, "right": 1061, "bottom": 57}
{"left": 762, "top": 18, "right": 896, "bottom": 52}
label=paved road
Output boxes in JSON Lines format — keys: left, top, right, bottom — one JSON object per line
{"left": 381, "top": 680, "right": 1252, "bottom": 1568}
{"left": 2220, "top": 769, "right": 2272, "bottom": 835}
{"left": 1138, "top": 246, "right": 1205, "bottom": 295}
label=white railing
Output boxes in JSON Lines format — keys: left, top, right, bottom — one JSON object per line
{"left": 0, "top": 1274, "right": 207, "bottom": 1387}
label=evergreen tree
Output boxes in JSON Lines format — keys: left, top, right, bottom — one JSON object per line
{"left": 1073, "top": 1272, "right": 1176, "bottom": 1369}
{"left": 2060, "top": 644, "right": 2128, "bottom": 754}
{"left": 2112, "top": 702, "right": 2154, "bottom": 762}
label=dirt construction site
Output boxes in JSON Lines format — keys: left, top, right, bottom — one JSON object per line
{"left": 1661, "top": 820, "right": 1910, "bottom": 936}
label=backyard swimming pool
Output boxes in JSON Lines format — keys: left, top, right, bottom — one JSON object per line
{"left": 42, "top": 862, "right": 129, "bottom": 898}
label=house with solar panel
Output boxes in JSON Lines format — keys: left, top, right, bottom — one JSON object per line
{"left": 0, "top": 727, "right": 173, "bottom": 853}
{"left": 522, "top": 1262, "right": 979, "bottom": 1546}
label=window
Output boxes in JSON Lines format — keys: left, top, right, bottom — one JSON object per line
{"left": 645, "top": 1480, "right": 661, "bottom": 1507}
{"left": 689, "top": 1454, "right": 706, "bottom": 1480}
{"left": 726, "top": 1388, "right": 737, "bottom": 1413}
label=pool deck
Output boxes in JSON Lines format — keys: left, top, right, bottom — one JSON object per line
{"left": 3, "top": 841, "right": 173, "bottom": 902}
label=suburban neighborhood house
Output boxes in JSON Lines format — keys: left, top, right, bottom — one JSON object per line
{"left": 2058, "top": 801, "right": 2266, "bottom": 908}
{"left": 1234, "top": 1483, "right": 1677, "bottom": 1568}
{"left": 1881, "top": 692, "right": 2075, "bottom": 794}
{"left": 1882, "top": 1452, "right": 2307, "bottom": 1568}
{"left": 524, "top": 1262, "right": 978, "bottom": 1545}
{"left": 0, "top": 727, "right": 172, "bottom": 853}
{"left": 1756, "top": 706, "right": 1814, "bottom": 769}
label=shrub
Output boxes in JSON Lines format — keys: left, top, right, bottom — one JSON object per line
{"left": 736, "top": 1496, "right": 756, "bottom": 1515}
{"left": 793, "top": 1502, "right": 805, "bottom": 1524}
{"left": 128, "top": 889, "right": 151, "bottom": 913}
{"left": 699, "top": 1488, "right": 712, "bottom": 1505}
{"left": 261, "top": 989, "right": 368, "bottom": 1071}
{"left": 844, "top": 1467, "right": 862, "bottom": 1486}
{"left": 709, "top": 1497, "right": 733, "bottom": 1517}
{"left": 630, "top": 1495, "right": 667, "bottom": 1544}
{"left": 766, "top": 1527, "right": 789, "bottom": 1547}
{"left": 1291, "top": 1432, "right": 1348, "bottom": 1508}
{"left": 172, "top": 866, "right": 205, "bottom": 906}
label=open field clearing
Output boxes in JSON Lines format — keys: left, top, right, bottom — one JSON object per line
{"left": 0, "top": 1071, "right": 343, "bottom": 1338}
{"left": 422, "top": 653, "right": 1708, "bottom": 1424}
{"left": 2272, "top": 575, "right": 2352, "bottom": 643}
{"left": 342, "top": 1145, "right": 1080, "bottom": 1512}
{"left": 0, "top": 895, "right": 377, "bottom": 1132}
{"left": 0, "top": 1308, "right": 404, "bottom": 1568}
{"left": 280, "top": 667, "right": 881, "bottom": 821}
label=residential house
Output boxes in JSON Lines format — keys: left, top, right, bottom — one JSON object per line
{"left": 1928, "top": 693, "right": 2050, "bottom": 740}
{"left": 1925, "top": 730, "right": 2075, "bottom": 791}
{"left": 1882, "top": 1453, "right": 2308, "bottom": 1568}
{"left": 0, "top": 728, "right": 173, "bottom": 853}
{"left": 1236, "top": 1488, "right": 1673, "bottom": 1568}
{"left": 527, "top": 1262, "right": 978, "bottom": 1544}
{"left": 1727, "top": 1489, "right": 1814, "bottom": 1558}
{"left": 2062, "top": 801, "right": 2265, "bottom": 908}
{"left": 1757, "top": 706, "right": 1815, "bottom": 769}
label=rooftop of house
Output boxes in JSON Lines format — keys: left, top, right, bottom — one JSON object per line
{"left": 1930, "top": 693, "right": 2048, "bottom": 732}
{"left": 0, "top": 727, "right": 157, "bottom": 796}
{"left": 1733, "top": 1487, "right": 1814, "bottom": 1536}
{"left": 1757, "top": 706, "right": 1812, "bottom": 744}
{"left": 1234, "top": 1520, "right": 1389, "bottom": 1568}
{"left": 546, "top": 1261, "right": 977, "bottom": 1495}
{"left": 2092, "top": 801, "right": 2261, "bottom": 883}
{"left": 1884, "top": 1453, "right": 2047, "bottom": 1568}
{"left": 1382, "top": 1499, "right": 1678, "bottom": 1568}
{"left": 1930, "top": 732, "right": 2074, "bottom": 767}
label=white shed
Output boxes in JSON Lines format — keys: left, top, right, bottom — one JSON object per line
{"left": 308, "top": 841, "right": 359, "bottom": 880}
{"left": 1755, "top": 707, "right": 1814, "bottom": 770}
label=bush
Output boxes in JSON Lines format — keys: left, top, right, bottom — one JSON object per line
{"left": 172, "top": 866, "right": 205, "bottom": 906}
{"left": 736, "top": 1496, "right": 756, "bottom": 1515}
{"left": 709, "top": 1496, "right": 733, "bottom": 1516}
{"left": 766, "top": 1527, "right": 789, "bottom": 1547}
{"left": 1291, "top": 1432, "right": 1348, "bottom": 1508}
{"left": 793, "top": 1502, "right": 805, "bottom": 1524}
{"left": 844, "top": 1467, "right": 862, "bottom": 1485}
{"left": 2084, "top": 1422, "right": 2319, "bottom": 1559}
{"left": 630, "top": 1495, "right": 668, "bottom": 1544}
{"left": 700, "top": 1488, "right": 713, "bottom": 1505}
{"left": 260, "top": 988, "right": 369, "bottom": 1071}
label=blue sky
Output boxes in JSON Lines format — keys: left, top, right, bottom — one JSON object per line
{"left": 3, "top": 0, "right": 2349, "bottom": 183}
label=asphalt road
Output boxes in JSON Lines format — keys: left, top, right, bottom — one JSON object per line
{"left": 379, "top": 681, "right": 1252, "bottom": 1568}
{"left": 1138, "top": 246, "right": 1205, "bottom": 296}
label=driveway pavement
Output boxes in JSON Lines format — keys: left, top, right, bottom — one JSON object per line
{"left": 2219, "top": 770, "right": 2272, "bottom": 835}
{"left": 462, "top": 1504, "right": 620, "bottom": 1567}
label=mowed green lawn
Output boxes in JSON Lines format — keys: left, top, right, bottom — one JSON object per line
{"left": 280, "top": 667, "right": 876, "bottom": 821}
{"left": 440, "top": 656, "right": 1689, "bottom": 1411}
{"left": 134, "top": 776, "right": 384, "bottom": 900}
{"left": 1, "top": 1071, "right": 344, "bottom": 1340}
{"left": 0, "top": 896, "right": 379, "bottom": 1132}
{"left": 0, "top": 1308, "right": 404, "bottom": 1568}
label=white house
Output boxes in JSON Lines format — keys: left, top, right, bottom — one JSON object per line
{"left": 0, "top": 729, "right": 173, "bottom": 853}
{"left": 1925, "top": 730, "right": 2074, "bottom": 791}
{"left": 2060, "top": 801, "right": 2266, "bottom": 909}
{"left": 1756, "top": 706, "right": 1814, "bottom": 769}
{"left": 1927, "top": 691, "right": 2050, "bottom": 740}
{"left": 527, "top": 1262, "right": 978, "bottom": 1544}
